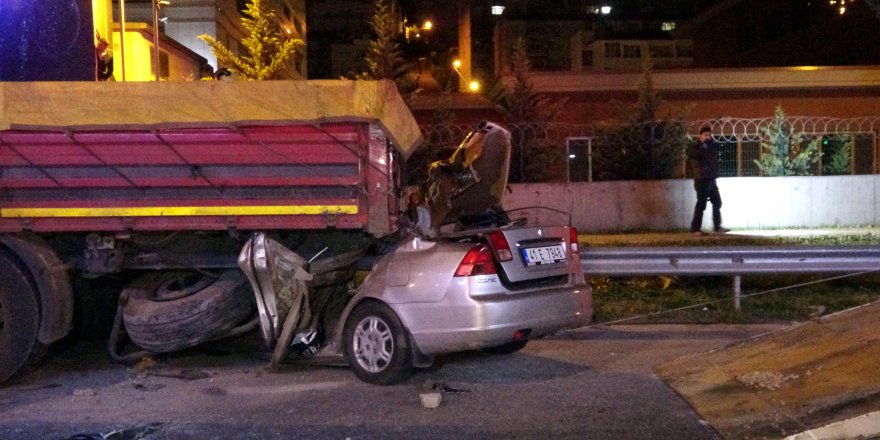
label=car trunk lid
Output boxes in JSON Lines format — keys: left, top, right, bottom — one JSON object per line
{"left": 445, "top": 225, "right": 577, "bottom": 284}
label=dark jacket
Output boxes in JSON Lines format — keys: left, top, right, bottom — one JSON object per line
{"left": 687, "top": 140, "right": 719, "bottom": 180}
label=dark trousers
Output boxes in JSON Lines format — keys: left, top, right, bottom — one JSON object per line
{"left": 691, "top": 179, "right": 722, "bottom": 231}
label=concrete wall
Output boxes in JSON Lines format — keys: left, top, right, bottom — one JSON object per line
{"left": 503, "top": 175, "right": 880, "bottom": 232}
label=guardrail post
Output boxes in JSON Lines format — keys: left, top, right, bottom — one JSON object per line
{"left": 733, "top": 275, "right": 742, "bottom": 310}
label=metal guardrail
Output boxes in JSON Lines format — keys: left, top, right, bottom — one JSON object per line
{"left": 580, "top": 246, "right": 880, "bottom": 309}
{"left": 581, "top": 246, "right": 880, "bottom": 276}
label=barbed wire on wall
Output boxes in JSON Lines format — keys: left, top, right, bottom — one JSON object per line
{"left": 419, "top": 117, "right": 880, "bottom": 183}
{"left": 689, "top": 116, "right": 880, "bottom": 142}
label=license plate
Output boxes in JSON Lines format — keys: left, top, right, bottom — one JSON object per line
{"left": 521, "top": 244, "right": 566, "bottom": 266}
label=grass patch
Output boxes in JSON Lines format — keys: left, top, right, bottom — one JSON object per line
{"left": 589, "top": 273, "right": 880, "bottom": 324}
{"left": 582, "top": 229, "right": 880, "bottom": 323}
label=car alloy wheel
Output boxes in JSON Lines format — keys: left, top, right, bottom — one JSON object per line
{"left": 343, "top": 302, "right": 413, "bottom": 385}
{"left": 353, "top": 316, "right": 393, "bottom": 372}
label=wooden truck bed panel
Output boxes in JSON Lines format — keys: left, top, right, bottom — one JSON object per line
{"left": 0, "top": 80, "right": 422, "bottom": 236}
{"left": 0, "top": 126, "right": 363, "bottom": 167}
{"left": 0, "top": 123, "right": 383, "bottom": 233}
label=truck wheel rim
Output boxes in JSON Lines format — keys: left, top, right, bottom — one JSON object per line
{"left": 352, "top": 316, "right": 393, "bottom": 373}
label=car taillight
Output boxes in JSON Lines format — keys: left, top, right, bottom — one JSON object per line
{"left": 569, "top": 227, "right": 579, "bottom": 254}
{"left": 454, "top": 244, "right": 498, "bottom": 277}
{"left": 488, "top": 230, "right": 513, "bottom": 262}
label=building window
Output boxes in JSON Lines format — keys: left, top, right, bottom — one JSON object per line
{"left": 675, "top": 41, "right": 693, "bottom": 58}
{"left": 582, "top": 49, "right": 593, "bottom": 67}
{"left": 623, "top": 44, "right": 641, "bottom": 58}
{"left": 661, "top": 22, "right": 676, "bottom": 32}
{"left": 152, "top": 51, "right": 170, "bottom": 79}
{"left": 160, "top": 52, "right": 169, "bottom": 79}
{"left": 605, "top": 42, "right": 621, "bottom": 58}
{"left": 649, "top": 44, "right": 673, "bottom": 58}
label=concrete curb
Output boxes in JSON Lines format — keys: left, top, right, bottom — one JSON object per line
{"left": 783, "top": 411, "right": 880, "bottom": 440}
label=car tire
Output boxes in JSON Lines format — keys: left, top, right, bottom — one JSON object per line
{"left": 122, "top": 270, "right": 254, "bottom": 353}
{"left": 0, "top": 252, "right": 40, "bottom": 383}
{"left": 342, "top": 302, "right": 413, "bottom": 385}
{"left": 481, "top": 339, "right": 528, "bottom": 355}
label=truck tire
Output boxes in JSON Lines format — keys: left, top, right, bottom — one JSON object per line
{"left": 122, "top": 270, "right": 254, "bottom": 353}
{"left": 0, "top": 252, "right": 40, "bottom": 383}
{"left": 342, "top": 301, "right": 413, "bottom": 385}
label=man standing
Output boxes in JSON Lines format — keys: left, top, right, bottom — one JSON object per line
{"left": 688, "top": 126, "right": 729, "bottom": 234}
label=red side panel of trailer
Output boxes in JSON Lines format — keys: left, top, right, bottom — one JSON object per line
{"left": 0, "top": 122, "right": 396, "bottom": 234}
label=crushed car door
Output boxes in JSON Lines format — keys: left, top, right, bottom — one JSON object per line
{"left": 238, "top": 233, "right": 315, "bottom": 357}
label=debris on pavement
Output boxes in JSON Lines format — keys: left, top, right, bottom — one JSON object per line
{"left": 131, "top": 357, "right": 156, "bottom": 374}
{"left": 736, "top": 371, "right": 800, "bottom": 391}
{"left": 132, "top": 383, "right": 166, "bottom": 392}
{"left": 147, "top": 368, "right": 210, "bottom": 381}
{"left": 62, "top": 422, "right": 165, "bottom": 440}
{"left": 419, "top": 380, "right": 471, "bottom": 408}
{"left": 419, "top": 391, "right": 442, "bottom": 408}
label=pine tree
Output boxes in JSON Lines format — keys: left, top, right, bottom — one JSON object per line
{"left": 593, "top": 62, "right": 691, "bottom": 180}
{"left": 198, "top": 0, "right": 303, "bottom": 80}
{"left": 634, "top": 62, "right": 663, "bottom": 123}
{"left": 351, "top": 0, "right": 417, "bottom": 98}
{"left": 490, "top": 36, "right": 567, "bottom": 182}
{"left": 363, "top": 0, "right": 405, "bottom": 80}
{"left": 823, "top": 136, "right": 853, "bottom": 175}
{"left": 866, "top": 0, "right": 880, "bottom": 17}
{"left": 754, "top": 106, "right": 822, "bottom": 176}
{"left": 497, "top": 36, "right": 564, "bottom": 123}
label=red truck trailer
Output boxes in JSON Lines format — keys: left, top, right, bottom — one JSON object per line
{"left": 0, "top": 80, "right": 422, "bottom": 383}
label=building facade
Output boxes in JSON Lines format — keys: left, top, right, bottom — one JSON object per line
{"left": 115, "top": 0, "right": 306, "bottom": 79}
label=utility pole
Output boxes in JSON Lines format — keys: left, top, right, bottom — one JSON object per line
{"left": 457, "top": 0, "right": 472, "bottom": 92}
{"left": 152, "top": 0, "right": 160, "bottom": 81}
{"left": 119, "top": 0, "right": 127, "bottom": 81}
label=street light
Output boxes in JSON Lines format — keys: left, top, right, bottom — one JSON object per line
{"left": 829, "top": 0, "right": 854, "bottom": 14}
{"left": 452, "top": 59, "right": 480, "bottom": 93}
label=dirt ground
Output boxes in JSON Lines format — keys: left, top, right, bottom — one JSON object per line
{"left": 656, "top": 300, "right": 880, "bottom": 439}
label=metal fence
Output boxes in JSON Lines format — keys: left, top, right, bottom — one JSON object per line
{"left": 418, "top": 116, "right": 880, "bottom": 183}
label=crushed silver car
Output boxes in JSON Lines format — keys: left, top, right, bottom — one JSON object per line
{"left": 238, "top": 122, "right": 593, "bottom": 385}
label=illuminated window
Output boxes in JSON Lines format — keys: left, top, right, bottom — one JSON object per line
{"left": 661, "top": 22, "right": 676, "bottom": 31}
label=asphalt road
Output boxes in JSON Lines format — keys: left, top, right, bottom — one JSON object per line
{"left": 0, "top": 324, "right": 784, "bottom": 440}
